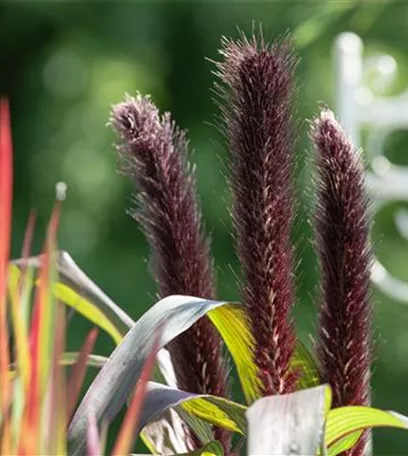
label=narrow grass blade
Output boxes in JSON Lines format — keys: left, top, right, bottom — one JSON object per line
{"left": 111, "top": 331, "right": 160, "bottom": 455}
{"left": 22, "top": 205, "right": 59, "bottom": 454}
{"left": 48, "top": 304, "right": 67, "bottom": 455}
{"left": 66, "top": 328, "right": 99, "bottom": 421}
{"left": 87, "top": 408, "right": 101, "bottom": 456}
{"left": 8, "top": 213, "right": 37, "bottom": 395}
{"left": 19, "top": 211, "right": 36, "bottom": 285}
{"left": 8, "top": 272, "right": 30, "bottom": 391}
{"left": 0, "top": 97, "right": 13, "bottom": 453}
{"left": 62, "top": 352, "right": 108, "bottom": 369}
{"left": 8, "top": 352, "right": 108, "bottom": 381}
{"left": 37, "top": 204, "right": 60, "bottom": 398}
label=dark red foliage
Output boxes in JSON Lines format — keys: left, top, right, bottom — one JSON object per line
{"left": 214, "top": 33, "right": 298, "bottom": 396}
{"left": 110, "top": 95, "right": 230, "bottom": 451}
{"left": 312, "top": 109, "right": 372, "bottom": 456}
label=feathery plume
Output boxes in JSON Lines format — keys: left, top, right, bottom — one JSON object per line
{"left": 312, "top": 109, "right": 372, "bottom": 456}
{"left": 110, "top": 94, "right": 230, "bottom": 450}
{"left": 214, "top": 33, "right": 298, "bottom": 396}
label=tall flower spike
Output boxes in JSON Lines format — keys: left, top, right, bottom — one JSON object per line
{"left": 110, "top": 94, "right": 230, "bottom": 450}
{"left": 312, "top": 109, "right": 372, "bottom": 456}
{"left": 215, "top": 33, "right": 298, "bottom": 396}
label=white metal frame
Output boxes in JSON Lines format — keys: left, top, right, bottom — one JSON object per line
{"left": 335, "top": 32, "right": 408, "bottom": 304}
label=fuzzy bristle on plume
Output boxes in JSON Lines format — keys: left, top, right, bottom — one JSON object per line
{"left": 312, "top": 109, "right": 372, "bottom": 456}
{"left": 109, "top": 94, "right": 230, "bottom": 450}
{"left": 214, "top": 33, "right": 298, "bottom": 396}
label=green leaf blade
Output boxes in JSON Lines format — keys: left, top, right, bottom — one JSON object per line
{"left": 326, "top": 406, "right": 408, "bottom": 456}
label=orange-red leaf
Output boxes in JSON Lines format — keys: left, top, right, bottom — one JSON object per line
{"left": 87, "top": 408, "right": 102, "bottom": 456}
{"left": 18, "top": 211, "right": 36, "bottom": 287}
{"left": 0, "top": 97, "right": 13, "bottom": 453}
{"left": 23, "top": 204, "right": 60, "bottom": 454}
{"left": 49, "top": 304, "right": 67, "bottom": 455}
{"left": 66, "top": 328, "right": 99, "bottom": 422}
{"left": 111, "top": 331, "right": 160, "bottom": 456}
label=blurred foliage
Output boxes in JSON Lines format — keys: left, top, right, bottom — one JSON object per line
{"left": 2, "top": 1, "right": 408, "bottom": 453}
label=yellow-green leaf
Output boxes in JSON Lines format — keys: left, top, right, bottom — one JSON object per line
{"left": 52, "top": 283, "right": 122, "bottom": 345}
{"left": 326, "top": 406, "right": 408, "bottom": 456}
{"left": 10, "top": 253, "right": 132, "bottom": 345}
{"left": 7, "top": 264, "right": 30, "bottom": 389}
{"left": 180, "top": 395, "right": 246, "bottom": 434}
{"left": 207, "top": 305, "right": 262, "bottom": 404}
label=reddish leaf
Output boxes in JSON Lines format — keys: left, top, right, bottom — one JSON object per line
{"left": 111, "top": 330, "right": 160, "bottom": 456}
{"left": 18, "top": 211, "right": 36, "bottom": 289}
{"left": 66, "top": 328, "right": 99, "bottom": 421}
{"left": 0, "top": 97, "right": 13, "bottom": 453}
{"left": 87, "top": 408, "right": 102, "bottom": 456}
{"left": 49, "top": 304, "right": 67, "bottom": 454}
{"left": 23, "top": 203, "right": 60, "bottom": 454}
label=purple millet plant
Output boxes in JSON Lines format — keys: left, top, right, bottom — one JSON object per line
{"left": 109, "top": 94, "right": 230, "bottom": 451}
{"left": 312, "top": 109, "right": 372, "bottom": 456}
{"left": 214, "top": 33, "right": 298, "bottom": 396}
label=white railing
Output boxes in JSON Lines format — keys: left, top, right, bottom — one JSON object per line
{"left": 335, "top": 32, "right": 408, "bottom": 304}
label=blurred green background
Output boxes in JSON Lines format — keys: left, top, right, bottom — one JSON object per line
{"left": 2, "top": 1, "right": 408, "bottom": 454}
